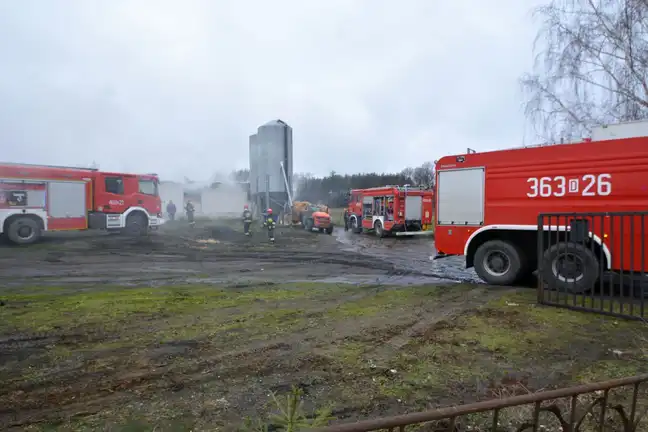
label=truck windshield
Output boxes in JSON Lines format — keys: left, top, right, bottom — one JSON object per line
{"left": 138, "top": 179, "right": 158, "bottom": 196}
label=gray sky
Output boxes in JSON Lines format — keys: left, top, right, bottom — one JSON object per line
{"left": 0, "top": 0, "right": 542, "bottom": 182}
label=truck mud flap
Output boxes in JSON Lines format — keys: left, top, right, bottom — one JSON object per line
{"left": 433, "top": 252, "right": 454, "bottom": 260}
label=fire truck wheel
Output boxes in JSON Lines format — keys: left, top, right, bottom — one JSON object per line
{"left": 7, "top": 217, "right": 42, "bottom": 245}
{"left": 474, "top": 240, "right": 523, "bottom": 285}
{"left": 541, "top": 242, "right": 599, "bottom": 294}
{"left": 374, "top": 221, "right": 386, "bottom": 238}
{"left": 126, "top": 212, "right": 148, "bottom": 236}
{"left": 350, "top": 217, "right": 361, "bottom": 234}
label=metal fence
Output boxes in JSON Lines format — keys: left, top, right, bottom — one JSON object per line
{"left": 312, "top": 374, "right": 648, "bottom": 432}
{"left": 536, "top": 212, "right": 648, "bottom": 320}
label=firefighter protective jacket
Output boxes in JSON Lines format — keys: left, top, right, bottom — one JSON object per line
{"left": 263, "top": 216, "right": 276, "bottom": 229}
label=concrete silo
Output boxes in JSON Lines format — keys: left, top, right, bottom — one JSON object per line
{"left": 248, "top": 119, "right": 293, "bottom": 217}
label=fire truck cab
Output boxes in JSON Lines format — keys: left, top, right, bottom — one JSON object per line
{"left": 434, "top": 121, "right": 648, "bottom": 289}
{"left": 347, "top": 186, "right": 434, "bottom": 237}
{"left": 0, "top": 162, "right": 164, "bottom": 245}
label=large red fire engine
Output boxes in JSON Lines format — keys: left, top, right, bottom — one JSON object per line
{"left": 347, "top": 186, "right": 434, "bottom": 237}
{"left": 0, "top": 162, "right": 164, "bottom": 245}
{"left": 434, "top": 120, "right": 648, "bottom": 289}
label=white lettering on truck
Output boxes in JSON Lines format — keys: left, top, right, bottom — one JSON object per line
{"left": 526, "top": 174, "right": 612, "bottom": 198}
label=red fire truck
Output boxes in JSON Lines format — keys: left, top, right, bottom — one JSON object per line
{"left": 433, "top": 121, "right": 648, "bottom": 290}
{"left": 0, "top": 162, "right": 164, "bottom": 245}
{"left": 347, "top": 186, "right": 434, "bottom": 237}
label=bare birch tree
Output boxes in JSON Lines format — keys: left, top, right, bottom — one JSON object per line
{"left": 521, "top": 0, "right": 648, "bottom": 142}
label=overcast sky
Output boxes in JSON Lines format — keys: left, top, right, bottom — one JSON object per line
{"left": 0, "top": 0, "right": 543, "bottom": 182}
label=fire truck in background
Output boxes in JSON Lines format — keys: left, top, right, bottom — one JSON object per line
{"left": 0, "top": 162, "right": 164, "bottom": 245}
{"left": 433, "top": 120, "right": 648, "bottom": 291}
{"left": 347, "top": 186, "right": 434, "bottom": 237}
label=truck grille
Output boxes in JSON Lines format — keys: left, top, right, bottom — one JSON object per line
{"left": 315, "top": 217, "right": 330, "bottom": 226}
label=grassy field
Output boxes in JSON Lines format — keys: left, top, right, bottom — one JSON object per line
{"left": 328, "top": 207, "right": 345, "bottom": 226}
{"left": 2, "top": 282, "right": 648, "bottom": 430}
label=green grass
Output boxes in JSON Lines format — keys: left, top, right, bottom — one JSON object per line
{"left": 328, "top": 207, "right": 346, "bottom": 226}
{"left": 327, "top": 285, "right": 442, "bottom": 318}
{"left": 540, "top": 290, "right": 648, "bottom": 319}
{"left": 3, "top": 284, "right": 648, "bottom": 431}
{"left": 0, "top": 282, "right": 342, "bottom": 337}
{"left": 330, "top": 289, "right": 648, "bottom": 405}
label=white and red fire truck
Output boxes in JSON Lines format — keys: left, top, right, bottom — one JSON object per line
{"left": 347, "top": 186, "right": 434, "bottom": 237}
{"left": 433, "top": 120, "right": 648, "bottom": 290}
{"left": 0, "top": 162, "right": 164, "bottom": 245}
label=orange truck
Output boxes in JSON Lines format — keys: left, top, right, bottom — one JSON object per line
{"left": 291, "top": 201, "right": 334, "bottom": 234}
{"left": 433, "top": 120, "right": 648, "bottom": 291}
{"left": 347, "top": 186, "right": 434, "bottom": 237}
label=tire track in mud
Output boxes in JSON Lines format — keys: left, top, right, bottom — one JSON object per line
{"left": 159, "top": 248, "right": 479, "bottom": 284}
{"left": 0, "top": 239, "right": 468, "bottom": 285}
{"left": 0, "top": 226, "right": 481, "bottom": 287}
{"left": 0, "top": 227, "right": 493, "bottom": 428}
{"left": 332, "top": 230, "right": 482, "bottom": 284}
{"left": 47, "top": 228, "right": 474, "bottom": 285}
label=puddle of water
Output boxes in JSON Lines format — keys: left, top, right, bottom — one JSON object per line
{"left": 334, "top": 229, "right": 482, "bottom": 284}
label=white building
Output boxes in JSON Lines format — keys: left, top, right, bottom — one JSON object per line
{"left": 159, "top": 179, "right": 250, "bottom": 219}
{"left": 159, "top": 181, "right": 185, "bottom": 214}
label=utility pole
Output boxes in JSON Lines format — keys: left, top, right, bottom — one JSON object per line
{"left": 262, "top": 143, "right": 270, "bottom": 214}
{"left": 255, "top": 177, "right": 260, "bottom": 217}
{"left": 265, "top": 174, "right": 270, "bottom": 214}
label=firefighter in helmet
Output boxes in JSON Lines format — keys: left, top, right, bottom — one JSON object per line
{"left": 263, "top": 208, "right": 276, "bottom": 243}
{"left": 242, "top": 204, "right": 253, "bottom": 236}
{"left": 185, "top": 200, "right": 195, "bottom": 227}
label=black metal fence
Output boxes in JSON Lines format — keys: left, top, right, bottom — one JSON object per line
{"left": 536, "top": 212, "right": 648, "bottom": 320}
{"left": 313, "top": 374, "right": 648, "bottom": 432}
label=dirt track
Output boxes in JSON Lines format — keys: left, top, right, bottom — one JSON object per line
{"left": 1, "top": 220, "right": 647, "bottom": 431}
{"left": 0, "top": 219, "right": 478, "bottom": 289}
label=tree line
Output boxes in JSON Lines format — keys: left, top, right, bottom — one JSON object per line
{"left": 294, "top": 162, "right": 435, "bottom": 206}
{"left": 229, "top": 162, "right": 434, "bottom": 207}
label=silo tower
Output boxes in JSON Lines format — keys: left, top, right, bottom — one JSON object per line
{"left": 248, "top": 119, "right": 293, "bottom": 218}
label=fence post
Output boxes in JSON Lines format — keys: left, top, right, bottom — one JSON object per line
{"left": 537, "top": 213, "right": 544, "bottom": 304}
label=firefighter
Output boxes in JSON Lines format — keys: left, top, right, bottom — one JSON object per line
{"left": 263, "top": 208, "right": 276, "bottom": 243}
{"left": 185, "top": 200, "right": 195, "bottom": 227}
{"left": 343, "top": 209, "right": 349, "bottom": 232}
{"left": 166, "top": 200, "right": 177, "bottom": 221}
{"left": 242, "top": 204, "right": 253, "bottom": 236}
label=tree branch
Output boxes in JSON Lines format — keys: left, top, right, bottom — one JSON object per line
{"left": 521, "top": 0, "right": 648, "bottom": 140}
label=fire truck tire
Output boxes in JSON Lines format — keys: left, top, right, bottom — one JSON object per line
{"left": 374, "top": 220, "right": 386, "bottom": 238}
{"left": 7, "top": 217, "right": 42, "bottom": 245}
{"left": 125, "top": 212, "right": 148, "bottom": 236}
{"left": 541, "top": 242, "right": 599, "bottom": 294}
{"left": 350, "top": 217, "right": 361, "bottom": 234}
{"left": 473, "top": 240, "right": 524, "bottom": 286}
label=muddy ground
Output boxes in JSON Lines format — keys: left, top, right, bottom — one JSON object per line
{"left": 0, "top": 217, "right": 479, "bottom": 288}
{"left": 1, "top": 219, "right": 647, "bottom": 431}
